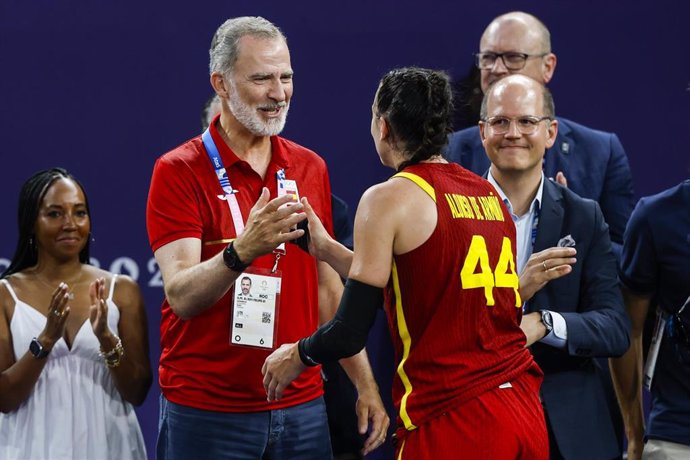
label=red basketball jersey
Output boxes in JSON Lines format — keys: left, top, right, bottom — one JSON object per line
{"left": 384, "top": 163, "right": 538, "bottom": 439}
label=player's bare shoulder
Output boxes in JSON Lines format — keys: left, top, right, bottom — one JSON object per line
{"left": 364, "top": 177, "right": 433, "bottom": 214}
{"left": 358, "top": 180, "right": 412, "bottom": 227}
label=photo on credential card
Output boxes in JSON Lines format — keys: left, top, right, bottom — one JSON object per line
{"left": 230, "top": 267, "right": 282, "bottom": 349}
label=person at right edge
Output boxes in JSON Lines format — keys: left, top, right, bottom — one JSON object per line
{"left": 610, "top": 180, "right": 690, "bottom": 459}
{"left": 446, "top": 11, "right": 635, "bottom": 260}
{"left": 262, "top": 67, "right": 548, "bottom": 460}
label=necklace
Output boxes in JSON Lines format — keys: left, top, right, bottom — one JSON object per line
{"left": 33, "top": 271, "right": 84, "bottom": 300}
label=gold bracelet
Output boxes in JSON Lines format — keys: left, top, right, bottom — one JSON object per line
{"left": 98, "top": 336, "right": 124, "bottom": 368}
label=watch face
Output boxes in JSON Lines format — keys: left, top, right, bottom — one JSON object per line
{"left": 30, "top": 338, "right": 48, "bottom": 358}
{"left": 224, "top": 245, "right": 238, "bottom": 268}
{"left": 224, "top": 242, "right": 248, "bottom": 272}
{"left": 541, "top": 311, "right": 553, "bottom": 332}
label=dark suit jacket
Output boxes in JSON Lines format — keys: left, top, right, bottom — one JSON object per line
{"left": 528, "top": 179, "right": 631, "bottom": 459}
{"left": 446, "top": 117, "right": 635, "bottom": 259}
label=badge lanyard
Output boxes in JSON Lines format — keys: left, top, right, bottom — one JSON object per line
{"left": 202, "top": 129, "right": 287, "bottom": 349}
{"left": 523, "top": 202, "right": 541, "bottom": 313}
{"left": 202, "top": 128, "right": 287, "bottom": 272}
{"left": 530, "top": 202, "right": 541, "bottom": 249}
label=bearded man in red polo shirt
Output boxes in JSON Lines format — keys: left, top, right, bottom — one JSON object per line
{"left": 146, "top": 16, "right": 387, "bottom": 460}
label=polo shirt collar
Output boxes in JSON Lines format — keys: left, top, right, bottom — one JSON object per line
{"left": 208, "top": 114, "right": 291, "bottom": 171}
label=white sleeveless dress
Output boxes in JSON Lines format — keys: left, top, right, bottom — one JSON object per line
{"left": 0, "top": 276, "right": 146, "bottom": 460}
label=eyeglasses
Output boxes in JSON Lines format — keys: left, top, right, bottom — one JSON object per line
{"left": 475, "top": 52, "right": 548, "bottom": 71}
{"left": 482, "top": 116, "right": 552, "bottom": 135}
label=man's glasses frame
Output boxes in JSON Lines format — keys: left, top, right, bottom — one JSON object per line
{"left": 475, "top": 52, "right": 548, "bottom": 71}
{"left": 481, "top": 116, "right": 552, "bottom": 135}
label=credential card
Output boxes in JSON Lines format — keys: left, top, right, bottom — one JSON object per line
{"left": 230, "top": 269, "right": 281, "bottom": 349}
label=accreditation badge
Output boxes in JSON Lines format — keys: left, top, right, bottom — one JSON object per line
{"left": 644, "top": 308, "right": 667, "bottom": 391}
{"left": 277, "top": 178, "right": 300, "bottom": 213}
{"left": 230, "top": 267, "right": 281, "bottom": 349}
{"left": 276, "top": 176, "right": 300, "bottom": 247}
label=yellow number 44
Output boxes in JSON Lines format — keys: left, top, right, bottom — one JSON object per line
{"left": 460, "top": 235, "right": 521, "bottom": 307}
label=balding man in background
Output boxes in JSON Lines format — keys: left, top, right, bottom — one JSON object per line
{"left": 446, "top": 11, "right": 634, "bottom": 260}
{"left": 479, "top": 74, "right": 630, "bottom": 460}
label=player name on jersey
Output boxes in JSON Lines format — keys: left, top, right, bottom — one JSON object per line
{"left": 444, "top": 193, "right": 505, "bottom": 222}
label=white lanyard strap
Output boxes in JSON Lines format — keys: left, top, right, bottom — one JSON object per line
{"left": 202, "top": 128, "right": 245, "bottom": 236}
{"left": 202, "top": 128, "right": 287, "bottom": 270}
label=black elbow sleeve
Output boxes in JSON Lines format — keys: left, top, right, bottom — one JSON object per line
{"left": 298, "top": 279, "right": 383, "bottom": 366}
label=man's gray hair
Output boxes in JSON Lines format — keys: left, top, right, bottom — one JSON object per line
{"left": 209, "top": 16, "right": 286, "bottom": 76}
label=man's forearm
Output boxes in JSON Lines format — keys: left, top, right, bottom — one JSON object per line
{"left": 164, "top": 251, "right": 241, "bottom": 320}
{"left": 609, "top": 336, "right": 645, "bottom": 450}
{"left": 339, "top": 348, "right": 380, "bottom": 394}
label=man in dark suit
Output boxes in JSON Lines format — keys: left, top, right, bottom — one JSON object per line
{"left": 480, "top": 74, "right": 631, "bottom": 459}
{"left": 446, "top": 11, "right": 634, "bottom": 258}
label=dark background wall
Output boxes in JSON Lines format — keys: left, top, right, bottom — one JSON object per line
{"left": 1, "top": 1, "right": 688, "bottom": 458}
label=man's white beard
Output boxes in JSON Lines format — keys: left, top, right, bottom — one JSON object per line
{"left": 228, "top": 86, "right": 289, "bottom": 137}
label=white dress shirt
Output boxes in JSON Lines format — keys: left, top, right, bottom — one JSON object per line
{"left": 487, "top": 172, "right": 567, "bottom": 348}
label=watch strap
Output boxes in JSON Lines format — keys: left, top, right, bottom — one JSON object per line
{"left": 223, "top": 241, "right": 250, "bottom": 272}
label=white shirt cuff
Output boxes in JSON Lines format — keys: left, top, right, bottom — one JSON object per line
{"left": 540, "top": 310, "right": 567, "bottom": 348}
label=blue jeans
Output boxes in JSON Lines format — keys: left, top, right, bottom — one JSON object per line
{"left": 157, "top": 395, "right": 332, "bottom": 460}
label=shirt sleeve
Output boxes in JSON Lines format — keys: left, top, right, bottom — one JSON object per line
{"left": 619, "top": 198, "right": 658, "bottom": 297}
{"left": 540, "top": 310, "right": 568, "bottom": 348}
{"left": 146, "top": 154, "right": 204, "bottom": 252}
{"left": 599, "top": 133, "right": 635, "bottom": 251}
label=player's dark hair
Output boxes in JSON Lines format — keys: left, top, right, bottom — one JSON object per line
{"left": 375, "top": 67, "right": 454, "bottom": 171}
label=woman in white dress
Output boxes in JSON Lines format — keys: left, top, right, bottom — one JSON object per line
{"left": 0, "top": 167, "right": 151, "bottom": 459}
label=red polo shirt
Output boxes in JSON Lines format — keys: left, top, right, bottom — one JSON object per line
{"left": 147, "top": 118, "right": 334, "bottom": 411}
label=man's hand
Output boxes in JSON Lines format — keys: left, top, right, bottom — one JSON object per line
{"left": 234, "top": 188, "right": 307, "bottom": 263}
{"left": 262, "top": 342, "right": 306, "bottom": 401}
{"left": 519, "top": 247, "right": 576, "bottom": 302}
{"left": 355, "top": 383, "right": 390, "bottom": 455}
{"left": 520, "top": 312, "right": 548, "bottom": 347}
{"left": 555, "top": 171, "right": 568, "bottom": 188}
